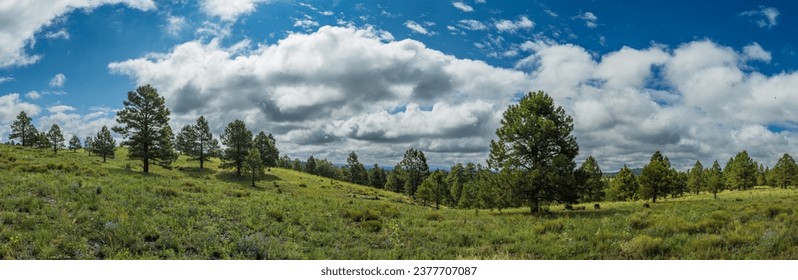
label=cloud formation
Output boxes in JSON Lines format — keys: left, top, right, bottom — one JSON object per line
{"left": 200, "top": 0, "right": 269, "bottom": 21}
{"left": 49, "top": 73, "right": 66, "bottom": 88}
{"left": 0, "top": 0, "right": 156, "bottom": 68}
{"left": 452, "top": 2, "right": 474, "bottom": 12}
{"left": 405, "top": 21, "right": 432, "bottom": 35}
{"left": 520, "top": 40, "right": 798, "bottom": 170}
{"left": 494, "top": 16, "right": 534, "bottom": 33}
{"left": 109, "top": 26, "right": 530, "bottom": 165}
{"left": 741, "top": 6, "right": 779, "bottom": 28}
{"left": 576, "top": 12, "right": 598, "bottom": 28}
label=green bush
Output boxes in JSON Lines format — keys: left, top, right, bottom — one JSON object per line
{"left": 622, "top": 235, "right": 665, "bottom": 258}
{"left": 361, "top": 220, "right": 382, "bottom": 232}
{"left": 426, "top": 212, "right": 444, "bottom": 221}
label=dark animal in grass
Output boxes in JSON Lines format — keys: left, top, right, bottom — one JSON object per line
{"left": 644, "top": 203, "right": 650, "bottom": 208}
{"left": 594, "top": 203, "right": 600, "bottom": 210}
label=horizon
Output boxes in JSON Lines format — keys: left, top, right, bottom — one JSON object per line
{"left": 2, "top": 1, "right": 798, "bottom": 172}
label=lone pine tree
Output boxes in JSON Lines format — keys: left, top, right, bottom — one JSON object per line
{"left": 488, "top": 91, "right": 579, "bottom": 214}
{"left": 113, "top": 85, "right": 176, "bottom": 173}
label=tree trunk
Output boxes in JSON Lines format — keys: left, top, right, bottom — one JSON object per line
{"left": 251, "top": 171, "right": 256, "bottom": 187}
{"left": 143, "top": 158, "right": 149, "bottom": 173}
{"left": 102, "top": 155, "right": 106, "bottom": 163}
{"left": 200, "top": 155, "right": 204, "bottom": 169}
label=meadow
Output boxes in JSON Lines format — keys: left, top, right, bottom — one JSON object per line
{"left": 1, "top": 144, "right": 797, "bottom": 259}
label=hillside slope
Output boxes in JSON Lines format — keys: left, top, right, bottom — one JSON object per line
{"left": 2, "top": 144, "right": 798, "bottom": 259}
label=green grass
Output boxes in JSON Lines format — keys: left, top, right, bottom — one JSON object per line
{"left": 2, "top": 144, "right": 798, "bottom": 259}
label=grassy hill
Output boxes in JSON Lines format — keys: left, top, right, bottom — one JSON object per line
{"left": 1, "top": 144, "right": 798, "bottom": 259}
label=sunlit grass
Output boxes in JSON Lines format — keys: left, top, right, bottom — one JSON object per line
{"left": 1, "top": 144, "right": 798, "bottom": 259}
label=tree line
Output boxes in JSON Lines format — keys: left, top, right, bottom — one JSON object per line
{"left": 7, "top": 86, "right": 798, "bottom": 214}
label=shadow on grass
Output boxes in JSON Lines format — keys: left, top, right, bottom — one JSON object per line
{"left": 215, "top": 171, "right": 281, "bottom": 186}
{"left": 103, "top": 165, "right": 166, "bottom": 179}
{"left": 176, "top": 166, "right": 217, "bottom": 178}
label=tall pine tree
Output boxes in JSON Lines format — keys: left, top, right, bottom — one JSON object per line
{"left": 220, "top": 119, "right": 253, "bottom": 176}
{"left": 10, "top": 111, "right": 37, "bottom": 146}
{"left": 46, "top": 124, "right": 65, "bottom": 153}
{"left": 488, "top": 91, "right": 579, "bottom": 213}
{"left": 92, "top": 126, "right": 116, "bottom": 163}
{"left": 68, "top": 135, "right": 82, "bottom": 152}
{"left": 113, "top": 85, "right": 176, "bottom": 173}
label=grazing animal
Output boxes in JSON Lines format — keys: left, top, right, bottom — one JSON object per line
{"left": 594, "top": 203, "right": 600, "bottom": 210}
{"left": 564, "top": 204, "right": 573, "bottom": 210}
{"left": 644, "top": 203, "right": 650, "bottom": 208}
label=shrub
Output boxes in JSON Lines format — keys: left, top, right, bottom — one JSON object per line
{"left": 533, "top": 219, "right": 565, "bottom": 234}
{"left": 361, "top": 220, "right": 382, "bottom": 232}
{"left": 426, "top": 212, "right": 444, "bottom": 221}
{"left": 266, "top": 210, "right": 284, "bottom": 223}
{"left": 629, "top": 210, "right": 652, "bottom": 230}
{"left": 154, "top": 187, "right": 179, "bottom": 197}
{"left": 621, "top": 235, "right": 664, "bottom": 258}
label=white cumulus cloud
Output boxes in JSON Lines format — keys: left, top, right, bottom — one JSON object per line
{"left": 0, "top": 0, "right": 156, "bottom": 68}
{"left": 201, "top": 0, "right": 269, "bottom": 21}
{"left": 108, "top": 26, "right": 530, "bottom": 165}
{"left": 49, "top": 73, "right": 66, "bottom": 88}
{"left": 741, "top": 6, "right": 779, "bottom": 28}
{"left": 452, "top": 2, "right": 474, "bottom": 12}
{"left": 494, "top": 16, "right": 534, "bottom": 33}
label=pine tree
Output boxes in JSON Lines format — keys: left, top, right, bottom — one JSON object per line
{"left": 84, "top": 136, "right": 93, "bottom": 155}
{"left": 416, "top": 170, "right": 449, "bottom": 209}
{"left": 488, "top": 91, "right": 579, "bottom": 213}
{"left": 253, "top": 132, "right": 279, "bottom": 167}
{"left": 92, "top": 126, "right": 116, "bottom": 163}
{"left": 68, "top": 135, "right": 82, "bottom": 152}
{"left": 112, "top": 85, "right": 176, "bottom": 173}
{"left": 687, "top": 160, "right": 705, "bottom": 195}
{"left": 176, "top": 116, "right": 220, "bottom": 168}
{"left": 305, "top": 155, "right": 317, "bottom": 175}
{"left": 728, "top": 151, "right": 757, "bottom": 190}
{"left": 577, "top": 156, "right": 605, "bottom": 202}
{"left": 398, "top": 148, "right": 430, "bottom": 198}
{"left": 35, "top": 132, "right": 49, "bottom": 149}
{"left": 46, "top": 124, "right": 65, "bottom": 153}
{"left": 10, "top": 111, "right": 37, "bottom": 146}
{"left": 368, "top": 163, "right": 387, "bottom": 189}
{"left": 773, "top": 153, "right": 798, "bottom": 189}
{"left": 220, "top": 119, "right": 253, "bottom": 176}
{"left": 706, "top": 160, "right": 724, "bottom": 198}
{"left": 175, "top": 124, "right": 197, "bottom": 156}
{"left": 639, "top": 151, "right": 672, "bottom": 203}
{"left": 243, "top": 148, "right": 264, "bottom": 187}
{"left": 447, "top": 163, "right": 468, "bottom": 206}
{"left": 344, "top": 151, "right": 368, "bottom": 185}
{"left": 607, "top": 165, "right": 638, "bottom": 201}
{"left": 385, "top": 167, "right": 405, "bottom": 193}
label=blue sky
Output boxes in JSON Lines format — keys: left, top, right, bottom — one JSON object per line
{"left": 2, "top": 0, "right": 798, "bottom": 171}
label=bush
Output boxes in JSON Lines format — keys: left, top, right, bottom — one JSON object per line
{"left": 266, "top": 210, "right": 284, "bottom": 223}
{"left": 154, "top": 187, "right": 179, "bottom": 197}
{"left": 426, "top": 212, "right": 444, "bottom": 221}
{"left": 533, "top": 219, "right": 565, "bottom": 234}
{"left": 629, "top": 210, "right": 652, "bottom": 230}
{"left": 342, "top": 209, "right": 381, "bottom": 222}
{"left": 360, "top": 220, "right": 382, "bottom": 232}
{"left": 621, "top": 235, "right": 665, "bottom": 258}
